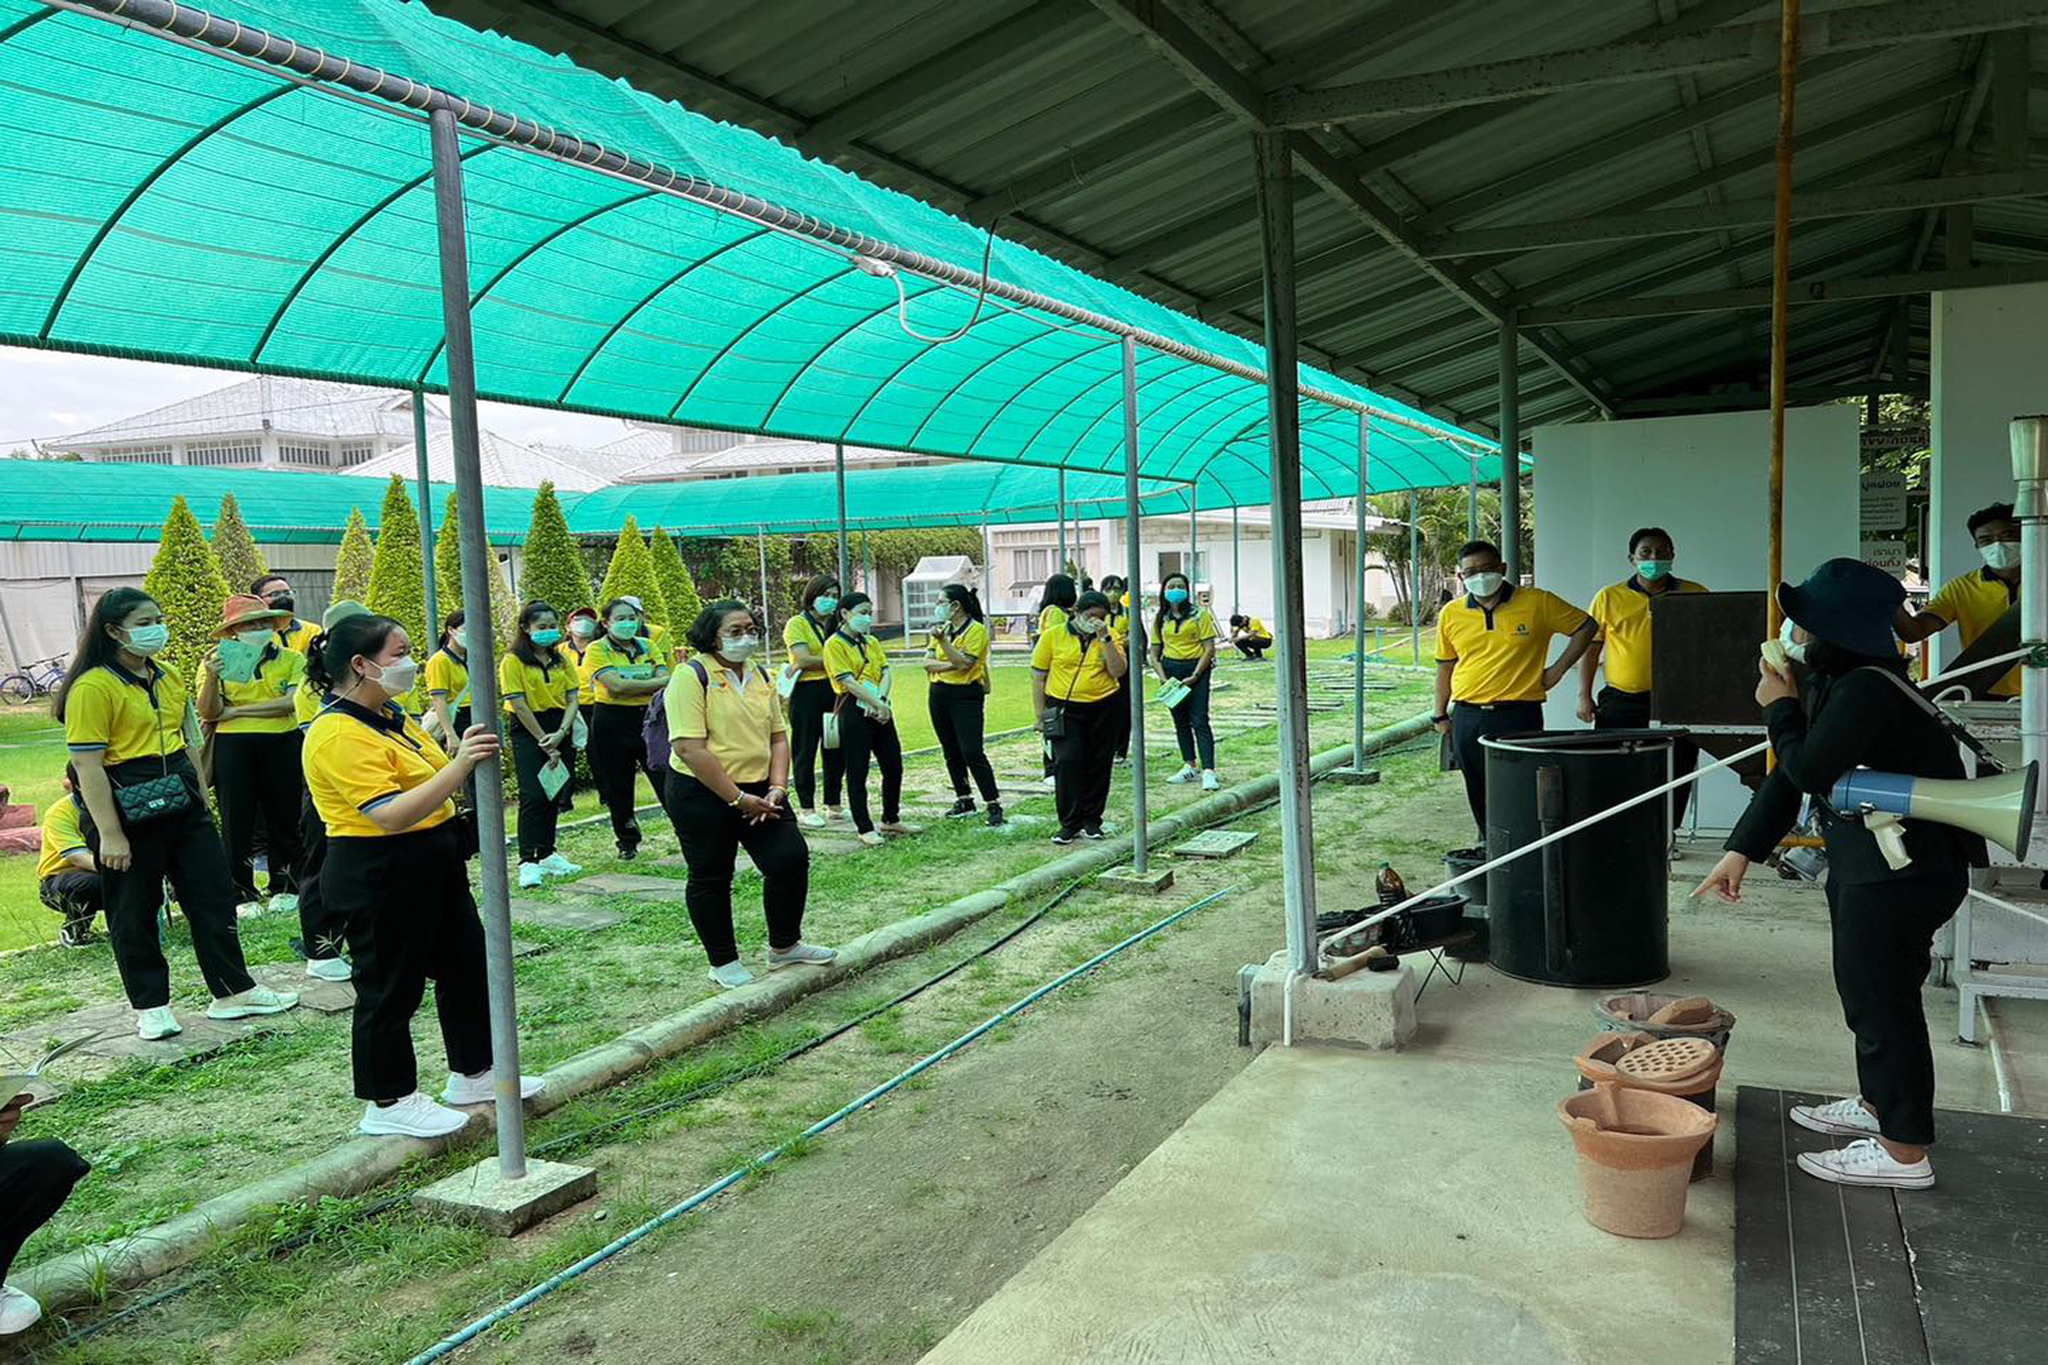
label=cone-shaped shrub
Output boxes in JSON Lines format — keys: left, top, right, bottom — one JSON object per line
{"left": 210, "top": 492, "right": 268, "bottom": 593}
{"left": 596, "top": 516, "right": 668, "bottom": 625}
{"left": 366, "top": 476, "right": 427, "bottom": 654}
{"left": 333, "top": 508, "right": 374, "bottom": 607}
{"left": 650, "top": 527, "right": 701, "bottom": 633}
{"left": 143, "top": 496, "right": 230, "bottom": 694}
{"left": 520, "top": 481, "right": 593, "bottom": 617}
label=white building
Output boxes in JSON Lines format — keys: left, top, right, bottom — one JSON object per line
{"left": 43, "top": 376, "right": 447, "bottom": 470}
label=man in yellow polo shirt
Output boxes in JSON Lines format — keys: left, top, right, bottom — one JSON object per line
{"left": 1434, "top": 539, "right": 1596, "bottom": 838}
{"left": 1577, "top": 527, "right": 1707, "bottom": 833}
{"left": 1896, "top": 501, "right": 2021, "bottom": 697}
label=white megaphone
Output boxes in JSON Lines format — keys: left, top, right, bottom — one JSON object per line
{"left": 1829, "top": 762, "right": 2039, "bottom": 869}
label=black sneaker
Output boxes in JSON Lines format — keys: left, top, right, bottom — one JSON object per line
{"left": 986, "top": 803, "right": 1006, "bottom": 828}
{"left": 945, "top": 798, "right": 977, "bottom": 820}
{"left": 1052, "top": 829, "right": 1079, "bottom": 846}
{"left": 617, "top": 846, "right": 639, "bottom": 862}
{"left": 1082, "top": 827, "right": 1106, "bottom": 841}
{"left": 59, "top": 917, "right": 95, "bottom": 949}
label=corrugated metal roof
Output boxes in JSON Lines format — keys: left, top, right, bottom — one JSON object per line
{"left": 49, "top": 376, "right": 449, "bottom": 448}
{"left": 344, "top": 428, "right": 625, "bottom": 492}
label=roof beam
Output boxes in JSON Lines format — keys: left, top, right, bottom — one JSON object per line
{"left": 958, "top": 95, "right": 1218, "bottom": 223}
{"left": 1267, "top": 0, "right": 2048, "bottom": 126}
{"left": 1614, "top": 380, "right": 1924, "bottom": 414}
{"left": 1519, "top": 259, "right": 2048, "bottom": 323}
{"left": 1111, "top": 179, "right": 1312, "bottom": 272}
{"left": 1425, "top": 167, "right": 2048, "bottom": 256}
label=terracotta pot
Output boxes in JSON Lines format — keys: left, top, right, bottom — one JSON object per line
{"left": 1558, "top": 1083, "right": 1717, "bottom": 1239}
{"left": 1594, "top": 991, "right": 1736, "bottom": 1051}
{"left": 1574, "top": 1032, "right": 1723, "bottom": 1181}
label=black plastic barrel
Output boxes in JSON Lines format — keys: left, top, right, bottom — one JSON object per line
{"left": 1482, "top": 730, "right": 1673, "bottom": 988}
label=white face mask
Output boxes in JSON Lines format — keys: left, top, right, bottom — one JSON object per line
{"left": 1463, "top": 571, "right": 1505, "bottom": 599}
{"left": 720, "top": 635, "right": 759, "bottom": 662}
{"left": 1981, "top": 540, "right": 2021, "bottom": 572}
{"left": 1072, "top": 614, "right": 1103, "bottom": 636}
{"left": 1778, "top": 616, "right": 1808, "bottom": 663}
{"left": 365, "top": 656, "right": 418, "bottom": 696}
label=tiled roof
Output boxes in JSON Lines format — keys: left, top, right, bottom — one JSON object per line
{"left": 51, "top": 377, "right": 447, "bottom": 447}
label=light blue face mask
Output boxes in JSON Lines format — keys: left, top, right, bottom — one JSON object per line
{"left": 1164, "top": 588, "right": 1189, "bottom": 606}
{"left": 848, "top": 613, "right": 875, "bottom": 635}
{"left": 1635, "top": 559, "right": 1674, "bottom": 582}
{"left": 813, "top": 596, "right": 838, "bottom": 617}
{"left": 122, "top": 623, "right": 170, "bottom": 655}
{"left": 531, "top": 628, "right": 563, "bottom": 648}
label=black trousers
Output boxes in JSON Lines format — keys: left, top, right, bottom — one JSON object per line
{"left": 0, "top": 1138, "right": 89, "bottom": 1282}
{"left": 214, "top": 730, "right": 304, "bottom": 901}
{"left": 1450, "top": 701, "right": 1545, "bottom": 840}
{"left": 294, "top": 788, "right": 348, "bottom": 961}
{"left": 510, "top": 709, "right": 575, "bottom": 863}
{"left": 665, "top": 774, "right": 809, "bottom": 967}
{"left": 326, "top": 824, "right": 493, "bottom": 1103}
{"left": 1593, "top": 686, "right": 1699, "bottom": 834}
{"left": 39, "top": 869, "right": 102, "bottom": 927}
{"left": 786, "top": 678, "right": 844, "bottom": 811}
{"left": 1234, "top": 635, "right": 1272, "bottom": 660}
{"left": 1162, "top": 656, "right": 1215, "bottom": 770}
{"left": 1053, "top": 696, "right": 1120, "bottom": 835}
{"left": 589, "top": 703, "right": 653, "bottom": 853}
{"left": 839, "top": 705, "right": 903, "bottom": 834}
{"left": 1110, "top": 673, "right": 1132, "bottom": 761}
{"left": 1825, "top": 867, "right": 1967, "bottom": 1146}
{"left": 928, "top": 681, "right": 999, "bottom": 803}
{"left": 82, "top": 760, "right": 254, "bottom": 1009}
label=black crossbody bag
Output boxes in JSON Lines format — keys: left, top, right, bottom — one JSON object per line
{"left": 1041, "top": 634, "right": 1096, "bottom": 741}
{"left": 112, "top": 673, "right": 196, "bottom": 827}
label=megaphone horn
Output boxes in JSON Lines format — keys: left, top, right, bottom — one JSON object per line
{"left": 1830, "top": 761, "right": 2040, "bottom": 858}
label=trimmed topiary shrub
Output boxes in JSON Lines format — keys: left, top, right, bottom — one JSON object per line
{"left": 650, "top": 526, "right": 701, "bottom": 633}
{"left": 519, "top": 481, "right": 594, "bottom": 618}
{"left": 210, "top": 492, "right": 268, "bottom": 593}
{"left": 366, "top": 476, "right": 427, "bottom": 654}
{"left": 333, "top": 508, "right": 375, "bottom": 607}
{"left": 596, "top": 516, "right": 668, "bottom": 625}
{"left": 143, "top": 496, "right": 230, "bottom": 695}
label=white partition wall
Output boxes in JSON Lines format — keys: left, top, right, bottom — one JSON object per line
{"left": 1531, "top": 405, "right": 1863, "bottom": 829}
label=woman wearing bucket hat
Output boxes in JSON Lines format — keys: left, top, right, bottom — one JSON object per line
{"left": 197, "top": 595, "right": 308, "bottom": 917}
{"left": 1694, "top": 557, "right": 1983, "bottom": 1190}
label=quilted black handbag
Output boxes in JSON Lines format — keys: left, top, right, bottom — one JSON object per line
{"left": 112, "top": 690, "right": 194, "bottom": 827}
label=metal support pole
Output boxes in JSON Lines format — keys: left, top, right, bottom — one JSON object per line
{"left": 2013, "top": 416, "right": 2047, "bottom": 817}
{"left": 756, "top": 526, "right": 773, "bottom": 666}
{"left": 1254, "top": 130, "right": 1320, "bottom": 977}
{"left": 1500, "top": 313, "right": 1522, "bottom": 584}
{"left": 863, "top": 530, "right": 874, "bottom": 598}
{"left": 1231, "top": 502, "right": 1242, "bottom": 611}
{"left": 1121, "top": 335, "right": 1150, "bottom": 877}
{"left": 833, "top": 442, "right": 850, "bottom": 590}
{"left": 1409, "top": 489, "right": 1422, "bottom": 667}
{"left": 1352, "top": 415, "right": 1370, "bottom": 768}
{"left": 1467, "top": 455, "right": 1480, "bottom": 541}
{"left": 1187, "top": 482, "right": 1199, "bottom": 594}
{"left": 413, "top": 389, "right": 438, "bottom": 633}
{"left": 1767, "top": 0, "right": 1801, "bottom": 633}
{"left": 1057, "top": 469, "right": 1068, "bottom": 579}
{"left": 429, "top": 105, "right": 525, "bottom": 1179}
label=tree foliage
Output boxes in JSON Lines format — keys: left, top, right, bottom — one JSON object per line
{"left": 143, "top": 496, "right": 230, "bottom": 693}
{"left": 432, "top": 491, "right": 521, "bottom": 658}
{"left": 333, "top": 508, "right": 375, "bottom": 606}
{"left": 366, "top": 476, "right": 427, "bottom": 654}
{"left": 209, "top": 492, "right": 268, "bottom": 592}
{"left": 519, "top": 481, "right": 594, "bottom": 618}
{"left": 596, "top": 516, "right": 669, "bottom": 626}
{"left": 650, "top": 527, "right": 702, "bottom": 635}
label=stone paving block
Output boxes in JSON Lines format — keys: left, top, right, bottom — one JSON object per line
{"left": 17, "top": 999, "right": 302, "bottom": 1070}
{"left": 252, "top": 963, "right": 355, "bottom": 1014}
{"left": 558, "top": 873, "right": 690, "bottom": 902}
{"left": 414, "top": 1156, "right": 597, "bottom": 1236}
{"left": 508, "top": 898, "right": 628, "bottom": 932}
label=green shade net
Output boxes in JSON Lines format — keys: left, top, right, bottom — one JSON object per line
{"left": 0, "top": 0, "right": 1498, "bottom": 509}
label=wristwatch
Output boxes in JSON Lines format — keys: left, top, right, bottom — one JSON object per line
{"left": 1432, "top": 713, "right": 1450, "bottom": 725}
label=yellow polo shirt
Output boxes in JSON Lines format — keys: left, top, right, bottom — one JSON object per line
{"left": 424, "top": 648, "right": 471, "bottom": 710}
{"left": 294, "top": 684, "right": 328, "bottom": 731}
{"left": 927, "top": 620, "right": 990, "bottom": 686}
{"left": 1438, "top": 585, "right": 1591, "bottom": 705}
{"left": 1587, "top": 577, "right": 1709, "bottom": 695}
{"left": 1037, "top": 605, "right": 1067, "bottom": 640}
{"left": 823, "top": 631, "right": 886, "bottom": 697}
{"left": 302, "top": 701, "right": 455, "bottom": 838}
{"left": 64, "top": 663, "right": 187, "bottom": 765}
{"left": 1031, "top": 618, "right": 1118, "bottom": 704}
{"left": 783, "top": 612, "right": 834, "bottom": 682}
{"left": 585, "top": 635, "right": 668, "bottom": 705}
{"left": 499, "top": 647, "right": 578, "bottom": 715}
{"left": 1238, "top": 616, "right": 1269, "bottom": 638}
{"left": 1107, "top": 606, "right": 1130, "bottom": 649}
{"left": 1926, "top": 568, "right": 2021, "bottom": 697}
{"left": 665, "top": 660, "right": 784, "bottom": 783}
{"left": 37, "top": 797, "right": 89, "bottom": 881}
{"left": 648, "top": 621, "right": 678, "bottom": 667}
{"left": 216, "top": 645, "right": 305, "bottom": 735}
{"left": 1158, "top": 607, "right": 1217, "bottom": 661}
{"left": 277, "top": 619, "right": 319, "bottom": 657}
{"left": 567, "top": 639, "right": 598, "bottom": 706}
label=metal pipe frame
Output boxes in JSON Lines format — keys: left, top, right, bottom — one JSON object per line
{"left": 1352, "top": 414, "right": 1369, "bottom": 767}
{"left": 1187, "top": 481, "right": 1199, "bottom": 593}
{"left": 1500, "top": 314, "right": 1523, "bottom": 584}
{"left": 428, "top": 104, "right": 526, "bottom": 1179}
{"left": 1408, "top": 489, "right": 1422, "bottom": 666}
{"left": 756, "top": 527, "right": 773, "bottom": 665}
{"left": 1768, "top": 0, "right": 1800, "bottom": 635}
{"left": 1121, "top": 335, "right": 1150, "bottom": 877}
{"left": 833, "top": 442, "right": 850, "bottom": 589}
{"left": 1057, "top": 469, "right": 1068, "bottom": 579}
{"left": 412, "top": 387, "right": 438, "bottom": 633}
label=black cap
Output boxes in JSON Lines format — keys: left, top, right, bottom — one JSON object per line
{"left": 1777, "top": 557, "right": 1906, "bottom": 660}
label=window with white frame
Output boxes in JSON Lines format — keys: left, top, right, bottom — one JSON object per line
{"left": 1010, "top": 548, "right": 1052, "bottom": 582}
{"left": 279, "top": 444, "right": 329, "bottom": 466}
{"left": 336, "top": 443, "right": 373, "bottom": 467}
{"left": 187, "top": 442, "right": 262, "bottom": 467}
{"left": 97, "top": 446, "right": 173, "bottom": 464}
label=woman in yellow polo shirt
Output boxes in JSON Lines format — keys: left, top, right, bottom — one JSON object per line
{"left": 55, "top": 588, "right": 297, "bottom": 1041}
{"left": 38, "top": 768, "right": 100, "bottom": 948}
{"left": 197, "top": 595, "right": 307, "bottom": 917}
{"left": 500, "top": 601, "right": 583, "bottom": 889}
{"left": 824, "top": 591, "right": 918, "bottom": 848}
{"left": 584, "top": 597, "right": 671, "bottom": 860}
{"left": 782, "top": 575, "right": 845, "bottom": 829}
{"left": 664, "top": 599, "right": 834, "bottom": 990}
{"left": 923, "top": 584, "right": 1003, "bottom": 826}
{"left": 1032, "top": 589, "right": 1128, "bottom": 844}
{"left": 1152, "top": 572, "right": 1220, "bottom": 791}
{"left": 1100, "top": 575, "right": 1134, "bottom": 765}
{"left": 1035, "top": 574, "right": 1079, "bottom": 787}
{"left": 289, "top": 597, "right": 371, "bottom": 984}
{"left": 302, "top": 611, "right": 541, "bottom": 1138}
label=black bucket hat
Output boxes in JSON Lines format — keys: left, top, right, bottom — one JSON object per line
{"left": 1777, "top": 557, "right": 1905, "bottom": 660}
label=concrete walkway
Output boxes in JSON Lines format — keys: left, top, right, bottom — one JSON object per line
{"left": 921, "top": 853, "right": 2040, "bottom": 1365}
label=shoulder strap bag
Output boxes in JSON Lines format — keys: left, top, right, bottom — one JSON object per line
{"left": 113, "top": 673, "right": 197, "bottom": 827}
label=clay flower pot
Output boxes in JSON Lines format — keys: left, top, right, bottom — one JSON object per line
{"left": 1594, "top": 992, "right": 1736, "bottom": 1051}
{"left": 1575, "top": 1032, "right": 1724, "bottom": 1180}
{"left": 1558, "top": 1083, "right": 1717, "bottom": 1239}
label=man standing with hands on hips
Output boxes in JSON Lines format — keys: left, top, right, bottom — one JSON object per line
{"left": 1433, "top": 539, "right": 1597, "bottom": 840}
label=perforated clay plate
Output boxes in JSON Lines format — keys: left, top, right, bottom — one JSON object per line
{"left": 1614, "top": 1036, "right": 1717, "bottom": 1082}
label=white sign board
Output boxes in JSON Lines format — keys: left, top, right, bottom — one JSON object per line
{"left": 1862, "top": 539, "right": 1909, "bottom": 578}
{"left": 1860, "top": 471, "right": 1908, "bottom": 532}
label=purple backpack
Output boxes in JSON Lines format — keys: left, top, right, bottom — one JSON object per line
{"left": 644, "top": 660, "right": 774, "bottom": 773}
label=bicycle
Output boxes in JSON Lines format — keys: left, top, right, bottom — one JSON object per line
{"left": 1, "top": 655, "right": 67, "bottom": 706}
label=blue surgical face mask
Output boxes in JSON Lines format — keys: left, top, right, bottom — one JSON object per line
{"left": 608, "top": 619, "right": 641, "bottom": 642}
{"left": 1636, "top": 558, "right": 1674, "bottom": 581}
{"left": 848, "top": 612, "right": 875, "bottom": 636}
{"left": 122, "top": 623, "right": 170, "bottom": 656}
{"left": 813, "top": 596, "right": 838, "bottom": 617}
{"left": 1164, "top": 588, "right": 1189, "bottom": 606}
{"left": 531, "top": 628, "right": 563, "bottom": 648}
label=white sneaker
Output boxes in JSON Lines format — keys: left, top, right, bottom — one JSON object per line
{"left": 826, "top": 808, "right": 847, "bottom": 824}
{"left": 1790, "top": 1096, "right": 1881, "bottom": 1138}
{"left": 440, "top": 1070, "right": 546, "bottom": 1106}
{"left": 235, "top": 900, "right": 265, "bottom": 919}
{"left": 798, "top": 810, "right": 827, "bottom": 829}
{"left": 767, "top": 942, "right": 837, "bottom": 970}
{"left": 305, "top": 956, "right": 353, "bottom": 982}
{"left": 0, "top": 1284, "right": 43, "bottom": 1337}
{"left": 708, "top": 960, "right": 756, "bottom": 990}
{"left": 268, "top": 893, "right": 299, "bottom": 915}
{"left": 1167, "top": 765, "right": 1197, "bottom": 785}
{"left": 359, "top": 1091, "right": 470, "bottom": 1139}
{"left": 1201, "top": 770, "right": 1221, "bottom": 791}
{"left": 207, "top": 985, "right": 298, "bottom": 1019}
{"left": 857, "top": 830, "right": 886, "bottom": 847}
{"left": 1040, "top": 775, "right": 1057, "bottom": 789}
{"left": 1796, "top": 1137, "right": 1934, "bottom": 1190}
{"left": 136, "top": 1005, "right": 181, "bottom": 1041}
{"left": 519, "top": 862, "right": 546, "bottom": 889}
{"left": 540, "top": 853, "right": 582, "bottom": 878}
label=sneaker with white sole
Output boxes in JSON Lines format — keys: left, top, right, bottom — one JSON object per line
{"left": 235, "top": 900, "right": 265, "bottom": 919}
{"left": 1201, "top": 770, "right": 1221, "bottom": 791}
{"left": 359, "top": 1091, "right": 469, "bottom": 1138}
{"left": 440, "top": 1070, "right": 546, "bottom": 1106}
{"left": 519, "top": 861, "right": 546, "bottom": 889}
{"left": 708, "top": 960, "right": 757, "bottom": 990}
{"left": 1790, "top": 1096, "right": 1881, "bottom": 1138}
{"left": 767, "top": 942, "right": 837, "bottom": 970}
{"left": 0, "top": 1283, "right": 43, "bottom": 1337}
{"left": 539, "top": 853, "right": 582, "bottom": 878}
{"left": 1167, "top": 765, "right": 1197, "bottom": 785}
{"left": 1040, "top": 774, "right": 1057, "bottom": 789}
{"left": 136, "top": 1005, "right": 181, "bottom": 1041}
{"left": 207, "top": 985, "right": 298, "bottom": 1020}
{"left": 305, "top": 956, "right": 353, "bottom": 982}
{"left": 268, "top": 893, "right": 299, "bottom": 915}
{"left": 877, "top": 820, "right": 922, "bottom": 836}
{"left": 857, "top": 830, "right": 887, "bottom": 847}
{"left": 1796, "top": 1137, "right": 1934, "bottom": 1190}
{"left": 798, "top": 810, "right": 827, "bottom": 829}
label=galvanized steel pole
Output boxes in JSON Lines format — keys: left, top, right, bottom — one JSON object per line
{"left": 756, "top": 527, "right": 772, "bottom": 666}
{"left": 1467, "top": 454, "right": 1480, "bottom": 542}
{"left": 412, "top": 389, "right": 438, "bottom": 634}
{"left": 1254, "top": 131, "right": 1320, "bottom": 977}
{"left": 1121, "top": 335, "right": 1150, "bottom": 877}
{"left": 1500, "top": 312, "right": 1522, "bottom": 584}
{"left": 1353, "top": 415, "right": 1369, "bottom": 766}
{"left": 1187, "top": 482, "right": 1199, "bottom": 595}
{"left": 1231, "top": 503, "right": 1241, "bottom": 610}
{"left": 833, "top": 443, "right": 850, "bottom": 590}
{"left": 1057, "top": 469, "right": 1068, "bottom": 579}
{"left": 428, "top": 105, "right": 525, "bottom": 1179}
{"left": 1409, "top": 489, "right": 1422, "bottom": 667}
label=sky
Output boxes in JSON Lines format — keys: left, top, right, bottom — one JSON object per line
{"left": 0, "top": 344, "right": 630, "bottom": 453}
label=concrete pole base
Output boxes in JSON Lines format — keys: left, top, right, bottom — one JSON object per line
{"left": 1246, "top": 950, "right": 1416, "bottom": 1051}
{"left": 1098, "top": 865, "right": 1176, "bottom": 894}
{"left": 1326, "top": 767, "right": 1382, "bottom": 786}
{"left": 413, "top": 1157, "right": 598, "bottom": 1236}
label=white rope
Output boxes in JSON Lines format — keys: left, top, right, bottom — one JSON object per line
{"left": 1966, "top": 888, "right": 2048, "bottom": 932}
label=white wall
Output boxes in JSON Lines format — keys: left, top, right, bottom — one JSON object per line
{"left": 1531, "top": 405, "right": 1862, "bottom": 829}
{"left": 1930, "top": 280, "right": 2048, "bottom": 677}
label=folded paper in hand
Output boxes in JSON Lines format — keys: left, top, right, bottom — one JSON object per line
{"left": 2, "top": 1032, "right": 101, "bottom": 1109}
{"left": 1156, "top": 678, "right": 1192, "bottom": 711}
{"left": 538, "top": 758, "right": 570, "bottom": 800}
{"left": 216, "top": 637, "right": 266, "bottom": 684}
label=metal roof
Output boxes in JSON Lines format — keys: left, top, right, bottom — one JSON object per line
{"left": 424, "top": 0, "right": 2048, "bottom": 428}
{"left": 47, "top": 375, "right": 448, "bottom": 448}
{"left": 344, "top": 426, "right": 626, "bottom": 492}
